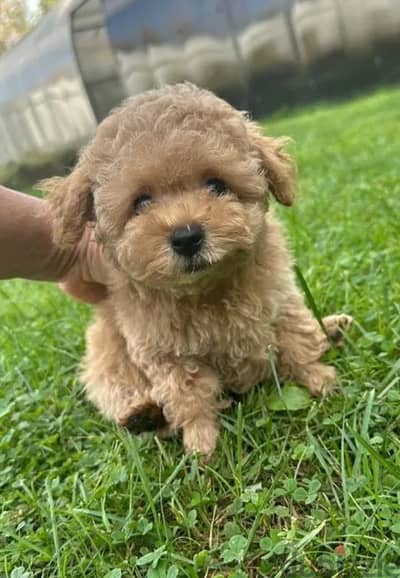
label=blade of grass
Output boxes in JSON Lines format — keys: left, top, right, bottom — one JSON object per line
{"left": 46, "top": 478, "right": 62, "bottom": 576}
{"left": 353, "top": 431, "right": 400, "bottom": 480}
{"left": 295, "top": 265, "right": 330, "bottom": 339}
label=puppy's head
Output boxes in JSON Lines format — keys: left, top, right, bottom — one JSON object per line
{"left": 44, "top": 83, "right": 295, "bottom": 290}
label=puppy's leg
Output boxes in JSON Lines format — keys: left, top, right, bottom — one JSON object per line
{"left": 82, "top": 314, "right": 165, "bottom": 432}
{"left": 275, "top": 296, "right": 351, "bottom": 396}
{"left": 142, "top": 358, "right": 221, "bottom": 458}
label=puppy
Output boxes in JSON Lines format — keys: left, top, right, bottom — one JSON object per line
{"left": 44, "top": 83, "right": 351, "bottom": 457}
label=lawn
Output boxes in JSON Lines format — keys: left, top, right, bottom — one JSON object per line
{"left": 1, "top": 87, "right": 400, "bottom": 578}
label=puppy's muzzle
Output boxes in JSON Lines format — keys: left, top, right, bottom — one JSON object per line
{"left": 170, "top": 223, "right": 205, "bottom": 258}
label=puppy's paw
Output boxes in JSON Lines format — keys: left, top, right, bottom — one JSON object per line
{"left": 183, "top": 419, "right": 219, "bottom": 460}
{"left": 301, "top": 363, "right": 337, "bottom": 397}
{"left": 120, "top": 403, "right": 167, "bottom": 434}
{"left": 323, "top": 313, "right": 353, "bottom": 345}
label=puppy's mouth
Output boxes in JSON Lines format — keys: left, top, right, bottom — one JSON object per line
{"left": 178, "top": 248, "right": 250, "bottom": 280}
{"left": 172, "top": 255, "right": 217, "bottom": 286}
{"left": 183, "top": 256, "right": 211, "bottom": 274}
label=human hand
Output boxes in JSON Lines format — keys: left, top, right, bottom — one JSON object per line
{"left": 59, "top": 226, "right": 110, "bottom": 304}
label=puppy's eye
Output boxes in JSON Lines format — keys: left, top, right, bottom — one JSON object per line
{"left": 206, "top": 178, "right": 228, "bottom": 196}
{"left": 134, "top": 193, "right": 153, "bottom": 215}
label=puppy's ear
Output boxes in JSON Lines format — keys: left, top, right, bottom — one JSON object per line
{"left": 41, "top": 165, "right": 94, "bottom": 247}
{"left": 248, "top": 123, "right": 296, "bottom": 206}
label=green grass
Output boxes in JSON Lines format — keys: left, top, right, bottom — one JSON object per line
{"left": 1, "top": 86, "right": 400, "bottom": 578}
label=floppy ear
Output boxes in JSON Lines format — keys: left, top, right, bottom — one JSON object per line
{"left": 41, "top": 165, "right": 94, "bottom": 247}
{"left": 247, "top": 123, "right": 296, "bottom": 206}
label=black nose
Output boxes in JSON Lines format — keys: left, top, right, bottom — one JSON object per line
{"left": 170, "top": 224, "right": 205, "bottom": 258}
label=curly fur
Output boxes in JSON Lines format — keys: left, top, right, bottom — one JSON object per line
{"left": 43, "top": 83, "right": 351, "bottom": 457}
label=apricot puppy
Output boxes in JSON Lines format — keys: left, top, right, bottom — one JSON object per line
{"left": 45, "top": 83, "right": 351, "bottom": 457}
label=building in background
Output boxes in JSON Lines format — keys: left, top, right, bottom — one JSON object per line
{"left": 1, "top": 0, "right": 400, "bottom": 171}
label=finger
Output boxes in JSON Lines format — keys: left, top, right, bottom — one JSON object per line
{"left": 59, "top": 278, "right": 108, "bottom": 304}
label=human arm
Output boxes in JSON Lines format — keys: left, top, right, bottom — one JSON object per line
{"left": 0, "top": 185, "right": 108, "bottom": 303}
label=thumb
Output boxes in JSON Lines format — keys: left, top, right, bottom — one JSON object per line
{"left": 59, "top": 277, "right": 108, "bottom": 304}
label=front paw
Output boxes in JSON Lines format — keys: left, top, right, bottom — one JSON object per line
{"left": 183, "top": 419, "right": 219, "bottom": 460}
{"left": 302, "top": 363, "right": 337, "bottom": 397}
